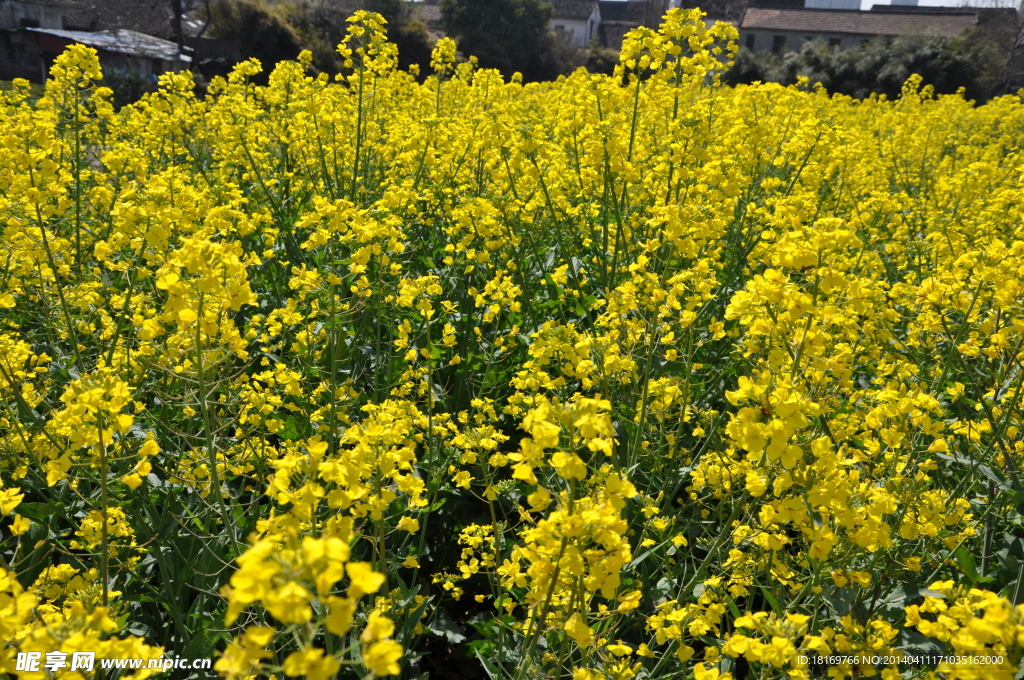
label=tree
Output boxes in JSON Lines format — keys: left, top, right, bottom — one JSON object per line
{"left": 439, "top": 0, "right": 559, "bottom": 81}
{"left": 274, "top": 2, "right": 351, "bottom": 74}
{"left": 205, "top": 0, "right": 304, "bottom": 78}
{"left": 275, "top": 0, "right": 432, "bottom": 75}
{"left": 362, "top": 0, "right": 405, "bottom": 24}
{"left": 391, "top": 18, "right": 434, "bottom": 74}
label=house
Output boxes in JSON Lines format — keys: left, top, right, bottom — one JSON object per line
{"left": 0, "top": 0, "right": 61, "bottom": 30}
{"left": 0, "top": 0, "right": 201, "bottom": 82}
{"left": 0, "top": 26, "right": 192, "bottom": 83}
{"left": 551, "top": 0, "right": 602, "bottom": 47}
{"left": 738, "top": 6, "right": 989, "bottom": 53}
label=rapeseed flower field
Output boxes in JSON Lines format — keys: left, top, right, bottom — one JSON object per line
{"left": 3, "top": 8, "right": 1024, "bottom": 679}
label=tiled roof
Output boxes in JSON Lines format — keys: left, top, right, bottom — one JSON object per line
{"left": 552, "top": 0, "right": 598, "bottom": 20}
{"left": 739, "top": 7, "right": 977, "bottom": 38}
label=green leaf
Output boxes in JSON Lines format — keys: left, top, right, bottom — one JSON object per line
{"left": 279, "top": 415, "right": 300, "bottom": 441}
{"left": 17, "top": 502, "right": 64, "bottom": 523}
{"left": 398, "top": 590, "right": 430, "bottom": 643}
{"left": 955, "top": 546, "right": 993, "bottom": 585}
{"left": 182, "top": 628, "right": 223, "bottom": 660}
{"left": 758, "top": 582, "right": 783, "bottom": 616}
{"left": 426, "top": 606, "right": 466, "bottom": 644}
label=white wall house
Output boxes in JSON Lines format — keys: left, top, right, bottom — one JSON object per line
{"left": 551, "top": 0, "right": 602, "bottom": 48}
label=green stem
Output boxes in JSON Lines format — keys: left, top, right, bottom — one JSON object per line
{"left": 97, "top": 413, "right": 110, "bottom": 607}
{"left": 195, "top": 293, "right": 240, "bottom": 555}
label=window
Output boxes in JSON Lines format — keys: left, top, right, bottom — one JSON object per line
{"left": 19, "top": 17, "right": 40, "bottom": 28}
{"left": 772, "top": 35, "right": 786, "bottom": 53}
{"left": 745, "top": 33, "right": 755, "bottom": 49}
{"left": 829, "top": 38, "right": 842, "bottom": 47}
{"left": 803, "top": 36, "right": 813, "bottom": 43}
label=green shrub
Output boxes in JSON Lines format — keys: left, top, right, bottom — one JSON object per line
{"left": 725, "top": 29, "right": 1010, "bottom": 102}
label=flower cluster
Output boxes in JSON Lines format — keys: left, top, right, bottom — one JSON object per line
{"left": 5, "top": 9, "right": 1024, "bottom": 680}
